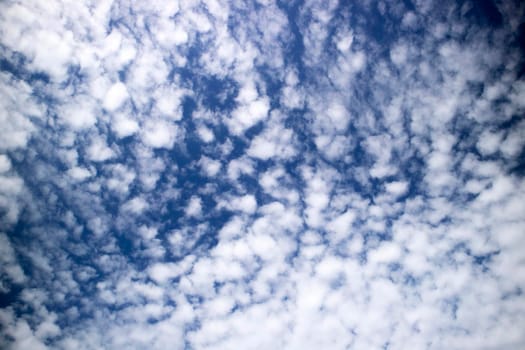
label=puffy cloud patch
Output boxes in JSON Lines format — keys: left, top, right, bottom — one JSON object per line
{"left": 141, "top": 120, "right": 179, "bottom": 149}
{"left": 103, "top": 82, "right": 129, "bottom": 112}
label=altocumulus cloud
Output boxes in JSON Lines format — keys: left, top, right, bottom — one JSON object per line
{"left": 1, "top": 0, "right": 525, "bottom": 349}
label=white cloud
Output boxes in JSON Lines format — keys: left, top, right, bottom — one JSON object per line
{"left": 227, "top": 157, "right": 255, "bottom": 181}
{"left": 1, "top": 1, "right": 525, "bottom": 349}
{"left": 247, "top": 124, "right": 295, "bottom": 160}
{"left": 0, "top": 174, "right": 25, "bottom": 225}
{"left": 0, "top": 311, "right": 48, "bottom": 350}
{"left": 186, "top": 196, "right": 202, "bottom": 217}
{"left": 67, "top": 167, "right": 92, "bottom": 181}
{"left": 0, "top": 233, "right": 26, "bottom": 287}
{"left": 59, "top": 96, "right": 98, "bottom": 130}
{"left": 197, "top": 125, "right": 215, "bottom": 143}
{"left": 228, "top": 81, "right": 271, "bottom": 135}
{"left": 349, "top": 50, "right": 366, "bottom": 72}
{"left": 26, "top": 29, "right": 74, "bottom": 82}
{"left": 86, "top": 137, "right": 115, "bottom": 162}
{"left": 385, "top": 181, "right": 409, "bottom": 196}
{"left": 390, "top": 42, "right": 408, "bottom": 66}
{"left": 106, "top": 164, "right": 136, "bottom": 195}
{"left": 0, "top": 155, "right": 12, "bottom": 173}
{"left": 335, "top": 31, "right": 354, "bottom": 53}
{"left": 112, "top": 114, "right": 139, "bottom": 138}
{"left": 141, "top": 120, "right": 178, "bottom": 149}
{"left": 327, "top": 103, "right": 350, "bottom": 133}
{"left": 148, "top": 263, "right": 180, "bottom": 284}
{"left": 368, "top": 241, "right": 402, "bottom": 264}
{"left": 477, "top": 130, "right": 503, "bottom": 156}
{"left": 0, "top": 73, "right": 38, "bottom": 150}
{"left": 229, "top": 97, "right": 270, "bottom": 134}
{"left": 475, "top": 175, "right": 514, "bottom": 206}
{"left": 500, "top": 124, "right": 525, "bottom": 159}
{"left": 199, "top": 156, "right": 221, "bottom": 177}
{"left": 173, "top": 27, "right": 189, "bottom": 45}
{"left": 153, "top": 86, "right": 184, "bottom": 119}
{"left": 103, "top": 82, "right": 129, "bottom": 112}
{"left": 327, "top": 210, "right": 355, "bottom": 243}
{"left": 122, "top": 196, "right": 148, "bottom": 214}
{"left": 230, "top": 194, "right": 257, "bottom": 214}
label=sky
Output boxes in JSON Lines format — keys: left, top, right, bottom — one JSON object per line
{"left": 0, "top": 0, "right": 525, "bottom": 349}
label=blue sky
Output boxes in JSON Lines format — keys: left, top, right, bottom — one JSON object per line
{"left": 1, "top": 0, "right": 525, "bottom": 349}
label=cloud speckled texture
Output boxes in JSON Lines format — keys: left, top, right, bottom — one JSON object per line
{"left": 1, "top": 0, "right": 525, "bottom": 349}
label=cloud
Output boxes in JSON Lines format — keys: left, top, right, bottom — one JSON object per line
{"left": 186, "top": 196, "right": 203, "bottom": 218}
{"left": 148, "top": 263, "right": 183, "bottom": 284}
{"left": 141, "top": 120, "right": 179, "bottom": 149}
{"left": 58, "top": 96, "right": 98, "bottom": 131}
{"left": 247, "top": 116, "right": 296, "bottom": 160}
{"left": 67, "top": 166, "right": 92, "bottom": 181}
{"left": 122, "top": 196, "right": 148, "bottom": 214}
{"left": 112, "top": 114, "right": 140, "bottom": 138}
{"left": 0, "top": 173, "right": 25, "bottom": 226}
{"left": 197, "top": 125, "right": 215, "bottom": 143}
{"left": 0, "top": 155, "right": 12, "bottom": 173}
{"left": 385, "top": 180, "right": 409, "bottom": 197}
{"left": 1, "top": 0, "right": 525, "bottom": 349}
{"left": 230, "top": 194, "right": 257, "bottom": 214}
{"left": 199, "top": 156, "right": 222, "bottom": 177}
{"left": 103, "top": 82, "right": 129, "bottom": 112}
{"left": 227, "top": 80, "right": 270, "bottom": 135}
{"left": 86, "top": 137, "right": 115, "bottom": 162}
{"left": 0, "top": 73, "right": 39, "bottom": 151}
{"left": 0, "top": 233, "right": 26, "bottom": 288}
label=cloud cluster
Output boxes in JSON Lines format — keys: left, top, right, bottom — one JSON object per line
{"left": 1, "top": 0, "right": 525, "bottom": 349}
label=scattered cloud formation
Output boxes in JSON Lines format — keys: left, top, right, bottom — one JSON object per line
{"left": 1, "top": 0, "right": 525, "bottom": 349}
